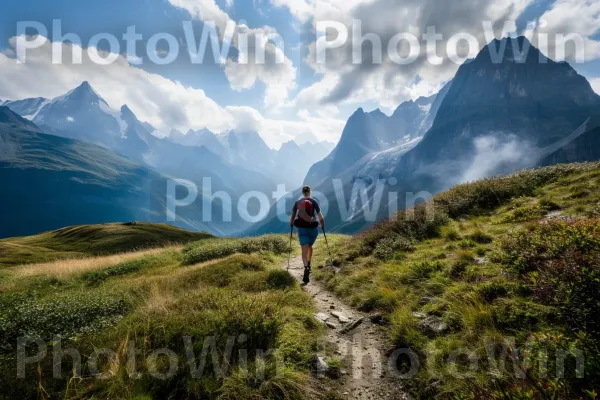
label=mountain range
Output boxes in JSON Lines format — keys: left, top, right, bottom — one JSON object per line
{"left": 2, "top": 36, "right": 599, "bottom": 238}
{"left": 169, "top": 127, "right": 334, "bottom": 189}
{"left": 2, "top": 82, "right": 332, "bottom": 237}
{"left": 245, "top": 37, "right": 600, "bottom": 235}
{"left": 0, "top": 106, "right": 223, "bottom": 238}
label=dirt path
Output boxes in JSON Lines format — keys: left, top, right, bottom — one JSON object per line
{"left": 286, "top": 256, "right": 410, "bottom": 400}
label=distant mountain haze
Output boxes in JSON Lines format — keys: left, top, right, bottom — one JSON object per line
{"left": 168, "top": 127, "right": 334, "bottom": 190}
{"left": 3, "top": 83, "right": 282, "bottom": 235}
{"left": 0, "top": 106, "right": 226, "bottom": 238}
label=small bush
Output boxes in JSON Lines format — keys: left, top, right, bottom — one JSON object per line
{"left": 458, "top": 240, "right": 476, "bottom": 249}
{"left": 475, "top": 281, "right": 513, "bottom": 303}
{"left": 353, "top": 204, "right": 448, "bottom": 257}
{"left": 266, "top": 270, "right": 296, "bottom": 290}
{"left": 539, "top": 198, "right": 561, "bottom": 211}
{"left": 0, "top": 290, "right": 129, "bottom": 346}
{"left": 498, "top": 219, "right": 600, "bottom": 275}
{"left": 435, "top": 163, "right": 599, "bottom": 218}
{"left": 408, "top": 261, "right": 445, "bottom": 282}
{"left": 373, "top": 235, "right": 415, "bottom": 260}
{"left": 182, "top": 236, "right": 288, "bottom": 265}
{"left": 183, "top": 254, "right": 266, "bottom": 287}
{"left": 473, "top": 246, "right": 487, "bottom": 257}
{"left": 448, "top": 260, "right": 469, "bottom": 279}
{"left": 441, "top": 227, "right": 461, "bottom": 241}
{"left": 467, "top": 230, "right": 493, "bottom": 244}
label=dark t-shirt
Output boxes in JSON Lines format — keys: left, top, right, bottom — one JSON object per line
{"left": 292, "top": 198, "right": 321, "bottom": 220}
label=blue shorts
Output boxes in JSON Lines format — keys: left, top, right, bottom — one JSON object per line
{"left": 298, "top": 227, "right": 319, "bottom": 247}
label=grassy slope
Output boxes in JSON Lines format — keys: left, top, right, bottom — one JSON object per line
{"left": 0, "top": 235, "right": 328, "bottom": 399}
{"left": 0, "top": 223, "right": 213, "bottom": 267}
{"left": 313, "top": 162, "right": 600, "bottom": 400}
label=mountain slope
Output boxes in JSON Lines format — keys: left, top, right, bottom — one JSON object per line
{"left": 248, "top": 37, "right": 600, "bottom": 235}
{"left": 304, "top": 91, "right": 442, "bottom": 186}
{"left": 539, "top": 115, "right": 600, "bottom": 166}
{"left": 3, "top": 97, "right": 50, "bottom": 119}
{"left": 0, "top": 106, "right": 222, "bottom": 238}
{"left": 312, "top": 161, "right": 600, "bottom": 399}
{"left": 334, "top": 37, "right": 600, "bottom": 233}
{"left": 391, "top": 37, "right": 600, "bottom": 191}
{"left": 168, "top": 127, "right": 335, "bottom": 190}
{"left": 0, "top": 223, "right": 212, "bottom": 266}
{"left": 6, "top": 83, "right": 276, "bottom": 234}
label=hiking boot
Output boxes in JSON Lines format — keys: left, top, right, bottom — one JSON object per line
{"left": 303, "top": 266, "right": 311, "bottom": 284}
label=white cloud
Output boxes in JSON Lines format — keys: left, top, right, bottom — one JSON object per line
{"left": 273, "top": 0, "right": 600, "bottom": 117}
{"left": 226, "top": 105, "right": 345, "bottom": 148}
{"left": 0, "top": 36, "right": 234, "bottom": 134}
{"left": 269, "top": 0, "right": 314, "bottom": 23}
{"left": 591, "top": 78, "right": 600, "bottom": 95}
{"left": 168, "top": 0, "right": 297, "bottom": 107}
{"left": 534, "top": 0, "right": 600, "bottom": 62}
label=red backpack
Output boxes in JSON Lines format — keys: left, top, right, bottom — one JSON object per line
{"left": 295, "top": 199, "right": 318, "bottom": 228}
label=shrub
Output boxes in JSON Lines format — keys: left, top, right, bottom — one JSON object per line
{"left": 448, "top": 260, "right": 469, "bottom": 279}
{"left": 0, "top": 290, "right": 129, "bottom": 346}
{"left": 408, "top": 261, "right": 445, "bottom": 282}
{"left": 498, "top": 219, "right": 600, "bottom": 275}
{"left": 434, "top": 163, "right": 599, "bottom": 218}
{"left": 497, "top": 218, "right": 600, "bottom": 377}
{"left": 441, "top": 227, "right": 461, "bottom": 241}
{"left": 492, "top": 299, "right": 557, "bottom": 330}
{"left": 539, "top": 198, "right": 561, "bottom": 211}
{"left": 475, "top": 281, "right": 512, "bottom": 303}
{"left": 182, "top": 236, "right": 288, "bottom": 265}
{"left": 467, "top": 230, "right": 493, "bottom": 244}
{"left": 183, "top": 254, "right": 266, "bottom": 287}
{"left": 353, "top": 204, "right": 448, "bottom": 257}
{"left": 266, "top": 270, "right": 296, "bottom": 290}
{"left": 458, "top": 240, "right": 476, "bottom": 249}
{"left": 373, "top": 235, "right": 415, "bottom": 260}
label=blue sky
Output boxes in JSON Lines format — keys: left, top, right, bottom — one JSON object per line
{"left": 0, "top": 0, "right": 599, "bottom": 148}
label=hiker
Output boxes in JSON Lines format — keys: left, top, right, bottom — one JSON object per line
{"left": 290, "top": 185, "right": 325, "bottom": 284}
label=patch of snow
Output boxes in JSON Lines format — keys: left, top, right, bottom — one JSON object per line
{"left": 98, "top": 100, "right": 128, "bottom": 139}
{"left": 150, "top": 129, "right": 168, "bottom": 139}
{"left": 66, "top": 116, "right": 75, "bottom": 122}
{"left": 418, "top": 104, "right": 432, "bottom": 113}
{"left": 31, "top": 99, "right": 52, "bottom": 120}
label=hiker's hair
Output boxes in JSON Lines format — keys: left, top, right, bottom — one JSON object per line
{"left": 302, "top": 185, "right": 311, "bottom": 195}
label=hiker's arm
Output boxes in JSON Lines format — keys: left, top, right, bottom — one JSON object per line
{"left": 318, "top": 211, "right": 325, "bottom": 229}
{"left": 290, "top": 210, "right": 297, "bottom": 227}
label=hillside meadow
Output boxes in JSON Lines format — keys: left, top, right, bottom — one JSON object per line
{"left": 313, "top": 161, "right": 600, "bottom": 399}
{"left": 0, "top": 232, "right": 337, "bottom": 399}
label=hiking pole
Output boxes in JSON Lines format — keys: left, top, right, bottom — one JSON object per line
{"left": 287, "top": 225, "right": 293, "bottom": 271}
{"left": 321, "top": 226, "right": 333, "bottom": 266}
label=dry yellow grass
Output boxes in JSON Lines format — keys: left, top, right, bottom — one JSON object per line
{"left": 12, "top": 246, "right": 183, "bottom": 280}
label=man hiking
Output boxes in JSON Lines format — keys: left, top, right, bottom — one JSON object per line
{"left": 290, "top": 185, "right": 325, "bottom": 284}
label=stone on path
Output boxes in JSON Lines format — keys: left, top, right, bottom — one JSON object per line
{"left": 316, "top": 312, "right": 330, "bottom": 322}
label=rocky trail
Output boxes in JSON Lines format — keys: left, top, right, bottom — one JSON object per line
{"left": 286, "top": 256, "right": 410, "bottom": 400}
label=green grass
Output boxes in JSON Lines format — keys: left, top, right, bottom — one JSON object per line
{"left": 314, "top": 161, "right": 600, "bottom": 400}
{"left": 0, "top": 234, "right": 322, "bottom": 400}
{"left": 0, "top": 222, "right": 213, "bottom": 267}
{"left": 182, "top": 235, "right": 289, "bottom": 265}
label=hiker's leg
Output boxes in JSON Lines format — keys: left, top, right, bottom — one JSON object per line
{"left": 307, "top": 246, "right": 313, "bottom": 264}
{"left": 301, "top": 245, "right": 309, "bottom": 266}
